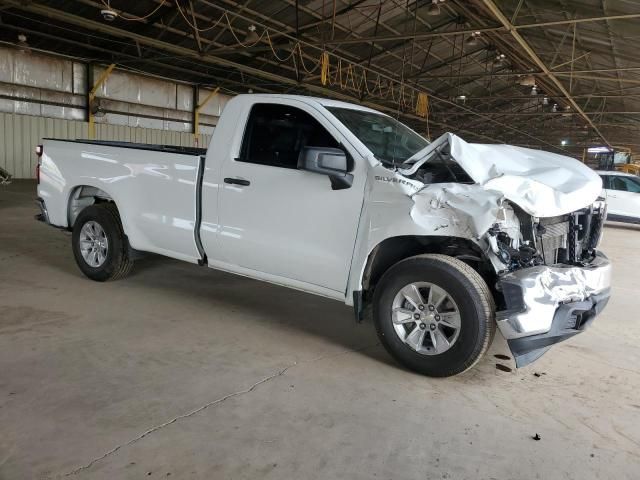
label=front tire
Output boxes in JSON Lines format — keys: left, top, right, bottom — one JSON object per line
{"left": 373, "top": 254, "right": 495, "bottom": 377}
{"left": 72, "top": 203, "right": 133, "bottom": 282}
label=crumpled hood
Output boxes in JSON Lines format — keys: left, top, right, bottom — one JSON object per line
{"left": 401, "top": 133, "right": 602, "bottom": 217}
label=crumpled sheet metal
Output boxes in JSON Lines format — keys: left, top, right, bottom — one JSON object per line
{"left": 349, "top": 164, "right": 516, "bottom": 300}
{"left": 403, "top": 132, "right": 602, "bottom": 217}
{"left": 409, "top": 183, "right": 507, "bottom": 239}
{"left": 497, "top": 252, "right": 612, "bottom": 339}
{"left": 363, "top": 163, "right": 521, "bottom": 255}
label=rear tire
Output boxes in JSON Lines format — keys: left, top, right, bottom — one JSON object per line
{"left": 72, "top": 203, "right": 133, "bottom": 281}
{"left": 373, "top": 254, "right": 495, "bottom": 377}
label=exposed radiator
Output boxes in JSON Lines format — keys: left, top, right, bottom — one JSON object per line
{"left": 538, "top": 220, "right": 569, "bottom": 264}
{"left": 531, "top": 202, "right": 606, "bottom": 266}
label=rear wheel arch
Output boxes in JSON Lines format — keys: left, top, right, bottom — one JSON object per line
{"left": 67, "top": 185, "right": 115, "bottom": 228}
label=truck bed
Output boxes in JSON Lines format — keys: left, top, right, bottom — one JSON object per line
{"left": 39, "top": 137, "right": 206, "bottom": 264}
{"left": 42, "top": 138, "right": 207, "bottom": 157}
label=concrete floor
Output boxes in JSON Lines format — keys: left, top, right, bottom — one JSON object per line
{"left": 1, "top": 180, "right": 639, "bottom": 480}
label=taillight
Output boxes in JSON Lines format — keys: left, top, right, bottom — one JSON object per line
{"left": 35, "top": 144, "right": 43, "bottom": 184}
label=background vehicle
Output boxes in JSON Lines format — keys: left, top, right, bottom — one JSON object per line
{"left": 598, "top": 170, "right": 640, "bottom": 224}
{"left": 36, "top": 94, "right": 611, "bottom": 377}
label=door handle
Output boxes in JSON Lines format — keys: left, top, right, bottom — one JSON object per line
{"left": 224, "top": 177, "right": 250, "bottom": 186}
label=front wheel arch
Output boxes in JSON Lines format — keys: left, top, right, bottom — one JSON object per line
{"left": 360, "top": 235, "right": 498, "bottom": 299}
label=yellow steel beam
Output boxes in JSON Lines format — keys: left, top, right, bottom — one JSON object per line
{"left": 88, "top": 63, "right": 115, "bottom": 139}
{"left": 89, "top": 63, "right": 115, "bottom": 102}
{"left": 194, "top": 86, "right": 219, "bottom": 138}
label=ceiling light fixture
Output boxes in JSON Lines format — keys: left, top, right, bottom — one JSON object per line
{"left": 427, "top": 0, "right": 443, "bottom": 16}
{"left": 101, "top": 9, "right": 117, "bottom": 21}
{"left": 561, "top": 139, "right": 568, "bottom": 146}
{"left": 530, "top": 85, "right": 538, "bottom": 96}
{"left": 542, "top": 96, "right": 549, "bottom": 105}
{"left": 519, "top": 75, "right": 536, "bottom": 86}
{"left": 17, "top": 33, "right": 30, "bottom": 53}
{"left": 244, "top": 25, "right": 260, "bottom": 44}
{"left": 100, "top": 0, "right": 117, "bottom": 22}
{"left": 90, "top": 99, "right": 106, "bottom": 118}
{"left": 588, "top": 146, "right": 612, "bottom": 153}
{"left": 494, "top": 53, "right": 507, "bottom": 67}
{"left": 465, "top": 31, "right": 481, "bottom": 48}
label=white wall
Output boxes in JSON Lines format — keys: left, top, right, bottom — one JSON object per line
{"left": 0, "top": 112, "right": 211, "bottom": 179}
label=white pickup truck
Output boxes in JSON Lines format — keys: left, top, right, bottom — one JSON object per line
{"left": 36, "top": 94, "right": 611, "bottom": 377}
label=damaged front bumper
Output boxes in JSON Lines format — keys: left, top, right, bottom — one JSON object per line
{"left": 496, "top": 251, "right": 611, "bottom": 367}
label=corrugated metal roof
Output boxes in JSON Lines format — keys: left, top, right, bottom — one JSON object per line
{"left": 1, "top": 0, "right": 639, "bottom": 159}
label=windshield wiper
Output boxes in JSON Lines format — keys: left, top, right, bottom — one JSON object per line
{"left": 376, "top": 156, "right": 398, "bottom": 168}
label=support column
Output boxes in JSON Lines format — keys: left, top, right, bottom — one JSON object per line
{"left": 88, "top": 63, "right": 115, "bottom": 139}
{"left": 85, "top": 62, "right": 93, "bottom": 124}
{"left": 192, "top": 85, "right": 199, "bottom": 139}
{"left": 193, "top": 86, "right": 219, "bottom": 139}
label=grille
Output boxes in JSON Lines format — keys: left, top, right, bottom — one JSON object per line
{"left": 538, "top": 220, "right": 569, "bottom": 264}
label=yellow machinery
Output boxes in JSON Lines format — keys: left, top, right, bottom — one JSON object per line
{"left": 616, "top": 164, "right": 640, "bottom": 176}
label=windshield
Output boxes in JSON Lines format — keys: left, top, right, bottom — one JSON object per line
{"left": 326, "top": 107, "right": 428, "bottom": 166}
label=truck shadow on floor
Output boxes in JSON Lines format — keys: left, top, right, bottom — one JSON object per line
{"left": 125, "top": 254, "right": 507, "bottom": 378}
{"left": 129, "top": 253, "right": 392, "bottom": 361}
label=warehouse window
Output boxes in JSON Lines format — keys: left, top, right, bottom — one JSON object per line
{"left": 239, "top": 104, "right": 340, "bottom": 169}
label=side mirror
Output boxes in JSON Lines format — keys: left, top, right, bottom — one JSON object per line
{"left": 298, "top": 146, "right": 353, "bottom": 190}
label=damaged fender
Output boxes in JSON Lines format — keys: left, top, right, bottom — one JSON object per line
{"left": 347, "top": 161, "right": 514, "bottom": 301}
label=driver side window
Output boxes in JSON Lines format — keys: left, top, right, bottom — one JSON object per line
{"left": 239, "top": 104, "right": 340, "bottom": 169}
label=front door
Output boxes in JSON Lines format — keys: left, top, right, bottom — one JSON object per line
{"left": 216, "top": 102, "right": 365, "bottom": 294}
